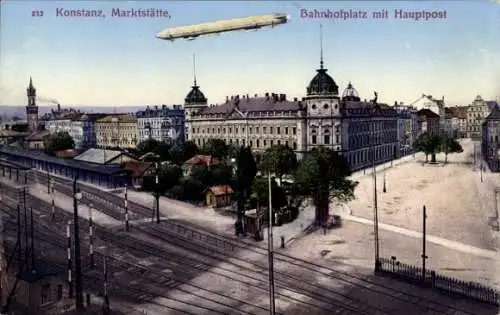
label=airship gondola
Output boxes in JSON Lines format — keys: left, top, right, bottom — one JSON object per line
{"left": 156, "top": 13, "right": 290, "bottom": 42}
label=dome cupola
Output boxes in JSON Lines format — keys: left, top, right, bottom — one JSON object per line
{"left": 342, "top": 82, "right": 360, "bottom": 102}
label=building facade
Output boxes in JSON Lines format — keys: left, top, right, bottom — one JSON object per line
{"left": 69, "top": 113, "right": 108, "bottom": 149}
{"left": 466, "top": 95, "right": 498, "bottom": 139}
{"left": 393, "top": 104, "right": 418, "bottom": 157}
{"left": 411, "top": 94, "right": 445, "bottom": 135}
{"left": 96, "top": 114, "right": 139, "bottom": 149}
{"left": 136, "top": 105, "right": 185, "bottom": 145}
{"left": 187, "top": 53, "right": 400, "bottom": 171}
{"left": 482, "top": 106, "right": 500, "bottom": 172}
{"left": 417, "top": 109, "right": 440, "bottom": 136}
{"left": 26, "top": 77, "right": 39, "bottom": 134}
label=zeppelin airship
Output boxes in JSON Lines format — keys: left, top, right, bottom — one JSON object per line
{"left": 156, "top": 13, "right": 290, "bottom": 41}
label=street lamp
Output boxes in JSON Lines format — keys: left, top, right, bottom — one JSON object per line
{"left": 72, "top": 177, "right": 84, "bottom": 310}
{"left": 371, "top": 107, "right": 380, "bottom": 272}
{"left": 382, "top": 168, "right": 387, "bottom": 193}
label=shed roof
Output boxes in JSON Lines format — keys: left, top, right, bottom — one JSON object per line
{"left": 208, "top": 185, "right": 233, "bottom": 196}
{"left": 74, "top": 148, "right": 123, "bottom": 164}
{"left": 0, "top": 147, "right": 125, "bottom": 175}
{"left": 121, "top": 160, "right": 153, "bottom": 178}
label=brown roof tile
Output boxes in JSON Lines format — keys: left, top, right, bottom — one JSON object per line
{"left": 121, "top": 161, "right": 153, "bottom": 178}
{"left": 184, "top": 155, "right": 219, "bottom": 166}
{"left": 55, "top": 149, "right": 78, "bottom": 159}
{"left": 208, "top": 185, "right": 233, "bottom": 196}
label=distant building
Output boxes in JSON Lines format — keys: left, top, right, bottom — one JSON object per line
{"left": 26, "top": 77, "right": 39, "bottom": 134}
{"left": 74, "top": 148, "right": 139, "bottom": 165}
{"left": 444, "top": 106, "right": 469, "bottom": 138}
{"left": 206, "top": 185, "right": 233, "bottom": 208}
{"left": 482, "top": 106, "right": 500, "bottom": 171}
{"left": 136, "top": 105, "right": 185, "bottom": 145}
{"left": 392, "top": 104, "right": 419, "bottom": 157}
{"left": 24, "top": 130, "right": 50, "bottom": 149}
{"left": 95, "top": 114, "right": 139, "bottom": 149}
{"left": 417, "top": 109, "right": 440, "bottom": 137}
{"left": 466, "top": 95, "right": 498, "bottom": 139}
{"left": 69, "top": 113, "right": 108, "bottom": 149}
{"left": 410, "top": 94, "right": 445, "bottom": 135}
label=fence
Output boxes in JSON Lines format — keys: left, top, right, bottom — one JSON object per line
{"left": 378, "top": 257, "right": 499, "bottom": 306}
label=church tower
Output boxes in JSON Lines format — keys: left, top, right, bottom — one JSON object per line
{"left": 304, "top": 25, "right": 341, "bottom": 152}
{"left": 26, "top": 77, "right": 39, "bottom": 133}
{"left": 184, "top": 54, "right": 208, "bottom": 141}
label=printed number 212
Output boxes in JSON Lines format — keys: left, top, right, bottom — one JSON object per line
{"left": 32, "top": 10, "right": 44, "bottom": 17}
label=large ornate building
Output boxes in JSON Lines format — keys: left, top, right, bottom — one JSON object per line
{"left": 187, "top": 50, "right": 399, "bottom": 171}
{"left": 410, "top": 94, "right": 445, "bottom": 135}
{"left": 136, "top": 105, "right": 185, "bottom": 145}
{"left": 95, "top": 114, "right": 139, "bottom": 149}
{"left": 467, "top": 95, "right": 498, "bottom": 139}
{"left": 482, "top": 106, "right": 500, "bottom": 171}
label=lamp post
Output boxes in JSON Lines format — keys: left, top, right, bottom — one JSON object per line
{"left": 124, "top": 184, "right": 129, "bottom": 231}
{"left": 382, "top": 168, "right": 387, "bottom": 193}
{"left": 72, "top": 177, "right": 84, "bottom": 310}
{"left": 155, "top": 161, "right": 160, "bottom": 224}
{"left": 47, "top": 170, "right": 50, "bottom": 194}
{"left": 421, "top": 205, "right": 428, "bottom": 281}
{"left": 51, "top": 179, "right": 55, "bottom": 220}
{"left": 267, "top": 172, "right": 276, "bottom": 315}
{"left": 88, "top": 203, "right": 95, "bottom": 269}
{"left": 67, "top": 220, "right": 73, "bottom": 298}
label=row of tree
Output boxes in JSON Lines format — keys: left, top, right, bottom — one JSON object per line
{"left": 412, "top": 133, "right": 463, "bottom": 163}
{"left": 137, "top": 138, "right": 358, "bottom": 227}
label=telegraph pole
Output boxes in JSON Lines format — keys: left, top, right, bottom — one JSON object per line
{"left": 47, "top": 170, "right": 50, "bottom": 194}
{"left": 23, "top": 198, "right": 28, "bottom": 266}
{"left": 29, "top": 207, "right": 35, "bottom": 271}
{"left": 155, "top": 162, "right": 160, "bottom": 224}
{"left": 421, "top": 205, "right": 428, "bottom": 281}
{"left": 51, "top": 179, "right": 55, "bottom": 220}
{"left": 88, "top": 203, "right": 95, "bottom": 269}
{"left": 67, "top": 221, "right": 73, "bottom": 298}
{"left": 124, "top": 184, "right": 129, "bottom": 231}
{"left": 72, "top": 177, "right": 84, "bottom": 310}
{"left": 267, "top": 172, "right": 276, "bottom": 315}
{"left": 371, "top": 115, "right": 380, "bottom": 271}
{"left": 102, "top": 255, "right": 110, "bottom": 315}
{"left": 16, "top": 205, "right": 21, "bottom": 273}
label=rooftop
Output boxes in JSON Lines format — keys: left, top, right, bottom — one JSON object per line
{"left": 98, "top": 114, "right": 137, "bottom": 123}
{"left": 185, "top": 154, "right": 219, "bottom": 166}
{"left": 417, "top": 108, "right": 440, "bottom": 119}
{"left": 74, "top": 148, "right": 124, "bottom": 164}
{"left": 208, "top": 185, "right": 233, "bottom": 196}
{"left": 0, "top": 147, "right": 126, "bottom": 175}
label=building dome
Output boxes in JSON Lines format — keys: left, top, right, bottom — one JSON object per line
{"left": 185, "top": 83, "right": 207, "bottom": 106}
{"left": 306, "top": 66, "right": 339, "bottom": 96}
{"left": 341, "top": 82, "right": 360, "bottom": 102}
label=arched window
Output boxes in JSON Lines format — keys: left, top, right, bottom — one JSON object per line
{"left": 311, "top": 128, "right": 317, "bottom": 144}
{"left": 323, "top": 104, "right": 329, "bottom": 109}
{"left": 324, "top": 129, "right": 330, "bottom": 145}
{"left": 311, "top": 104, "right": 317, "bottom": 110}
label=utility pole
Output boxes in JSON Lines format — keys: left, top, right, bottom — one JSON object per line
{"left": 47, "top": 170, "right": 50, "bottom": 194}
{"left": 102, "top": 255, "right": 110, "bottom": 315}
{"left": 371, "top": 115, "right": 380, "bottom": 272}
{"left": 124, "top": 184, "right": 129, "bottom": 231}
{"left": 421, "top": 205, "right": 428, "bottom": 281}
{"left": 51, "top": 179, "right": 55, "bottom": 220}
{"left": 67, "top": 220, "right": 73, "bottom": 298}
{"left": 267, "top": 172, "right": 276, "bottom": 315}
{"left": 383, "top": 168, "right": 387, "bottom": 193}
{"left": 23, "top": 198, "right": 28, "bottom": 267}
{"left": 29, "top": 207, "right": 35, "bottom": 271}
{"left": 72, "top": 177, "right": 84, "bottom": 310}
{"left": 155, "top": 162, "right": 160, "bottom": 224}
{"left": 16, "top": 205, "right": 21, "bottom": 273}
{"left": 88, "top": 203, "right": 95, "bottom": 269}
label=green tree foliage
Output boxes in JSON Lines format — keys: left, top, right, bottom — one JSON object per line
{"left": 413, "top": 132, "right": 441, "bottom": 163}
{"left": 172, "top": 178, "right": 204, "bottom": 201}
{"left": 260, "top": 144, "right": 298, "bottom": 185}
{"left": 44, "top": 131, "right": 75, "bottom": 156}
{"left": 168, "top": 140, "right": 199, "bottom": 165}
{"left": 440, "top": 136, "right": 463, "bottom": 163}
{"left": 11, "top": 123, "right": 28, "bottom": 132}
{"left": 202, "top": 139, "right": 229, "bottom": 160}
{"left": 294, "top": 147, "right": 358, "bottom": 226}
{"left": 136, "top": 139, "right": 160, "bottom": 156}
{"left": 250, "top": 176, "right": 287, "bottom": 211}
{"left": 235, "top": 146, "right": 257, "bottom": 223}
{"left": 183, "top": 140, "right": 199, "bottom": 161}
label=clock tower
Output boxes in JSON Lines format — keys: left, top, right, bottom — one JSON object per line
{"left": 26, "top": 77, "right": 39, "bottom": 133}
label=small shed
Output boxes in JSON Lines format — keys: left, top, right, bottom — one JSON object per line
{"left": 206, "top": 185, "right": 233, "bottom": 208}
{"left": 244, "top": 208, "right": 263, "bottom": 239}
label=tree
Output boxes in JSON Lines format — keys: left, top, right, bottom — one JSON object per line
{"left": 234, "top": 146, "right": 257, "bottom": 234}
{"left": 183, "top": 140, "right": 199, "bottom": 161}
{"left": 413, "top": 132, "right": 441, "bottom": 163}
{"left": 260, "top": 144, "right": 298, "bottom": 185}
{"left": 202, "top": 139, "right": 229, "bottom": 160}
{"left": 211, "top": 163, "right": 234, "bottom": 186}
{"left": 250, "top": 176, "right": 287, "bottom": 212}
{"left": 440, "top": 136, "right": 463, "bottom": 163}
{"left": 155, "top": 142, "right": 171, "bottom": 161}
{"left": 136, "top": 139, "right": 160, "bottom": 156}
{"left": 44, "top": 131, "right": 75, "bottom": 156}
{"left": 294, "top": 147, "right": 358, "bottom": 226}
{"left": 168, "top": 145, "right": 185, "bottom": 165}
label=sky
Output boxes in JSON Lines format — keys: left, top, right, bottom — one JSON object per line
{"left": 0, "top": 0, "right": 499, "bottom": 108}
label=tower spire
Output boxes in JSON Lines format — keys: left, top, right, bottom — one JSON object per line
{"left": 29, "top": 76, "right": 33, "bottom": 89}
{"left": 320, "top": 24, "right": 324, "bottom": 70}
{"left": 193, "top": 54, "right": 197, "bottom": 86}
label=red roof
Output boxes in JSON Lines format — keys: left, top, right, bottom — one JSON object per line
{"left": 208, "top": 185, "right": 233, "bottom": 196}
{"left": 121, "top": 161, "right": 153, "bottom": 178}
{"left": 55, "top": 149, "right": 78, "bottom": 159}
{"left": 184, "top": 154, "right": 219, "bottom": 166}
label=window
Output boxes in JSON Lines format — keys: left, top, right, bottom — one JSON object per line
{"left": 236, "top": 128, "right": 239, "bottom": 133}
{"left": 277, "top": 140, "right": 281, "bottom": 145}
{"left": 285, "top": 141, "right": 289, "bottom": 147}
{"left": 311, "top": 104, "right": 317, "bottom": 109}
{"left": 285, "top": 127, "right": 289, "bottom": 135}
{"left": 256, "top": 139, "right": 260, "bottom": 147}
{"left": 242, "top": 127, "right": 245, "bottom": 133}
{"left": 263, "top": 140, "right": 267, "bottom": 146}
{"left": 263, "top": 127, "right": 267, "bottom": 134}
{"left": 256, "top": 127, "right": 260, "bottom": 133}
{"left": 323, "top": 104, "right": 329, "bottom": 109}
{"left": 324, "top": 129, "right": 330, "bottom": 144}
{"left": 312, "top": 135, "right": 317, "bottom": 144}
{"left": 270, "top": 127, "right": 273, "bottom": 134}
{"left": 270, "top": 140, "right": 274, "bottom": 146}
{"left": 249, "top": 127, "right": 252, "bottom": 134}
{"left": 293, "top": 142, "right": 297, "bottom": 149}
{"left": 41, "top": 284, "right": 51, "bottom": 305}
{"left": 293, "top": 127, "right": 296, "bottom": 135}
{"left": 229, "top": 127, "right": 232, "bottom": 133}
{"left": 277, "top": 127, "right": 281, "bottom": 134}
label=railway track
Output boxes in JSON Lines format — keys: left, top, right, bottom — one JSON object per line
{"left": 0, "top": 203, "right": 278, "bottom": 315}
{"left": 9, "top": 171, "right": 499, "bottom": 314}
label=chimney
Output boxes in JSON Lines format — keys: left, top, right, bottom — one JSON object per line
{"left": 394, "top": 101, "right": 397, "bottom": 106}
{"left": 235, "top": 98, "right": 240, "bottom": 107}
{"left": 294, "top": 97, "right": 298, "bottom": 102}
{"left": 266, "top": 93, "right": 270, "bottom": 100}
{"left": 231, "top": 96, "right": 234, "bottom": 100}
{"left": 442, "top": 96, "right": 444, "bottom": 101}
{"left": 254, "top": 94, "right": 258, "bottom": 98}
{"left": 246, "top": 94, "right": 249, "bottom": 99}
{"left": 301, "top": 97, "right": 305, "bottom": 101}
{"left": 400, "top": 102, "right": 403, "bottom": 105}
{"left": 226, "top": 96, "right": 229, "bottom": 103}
